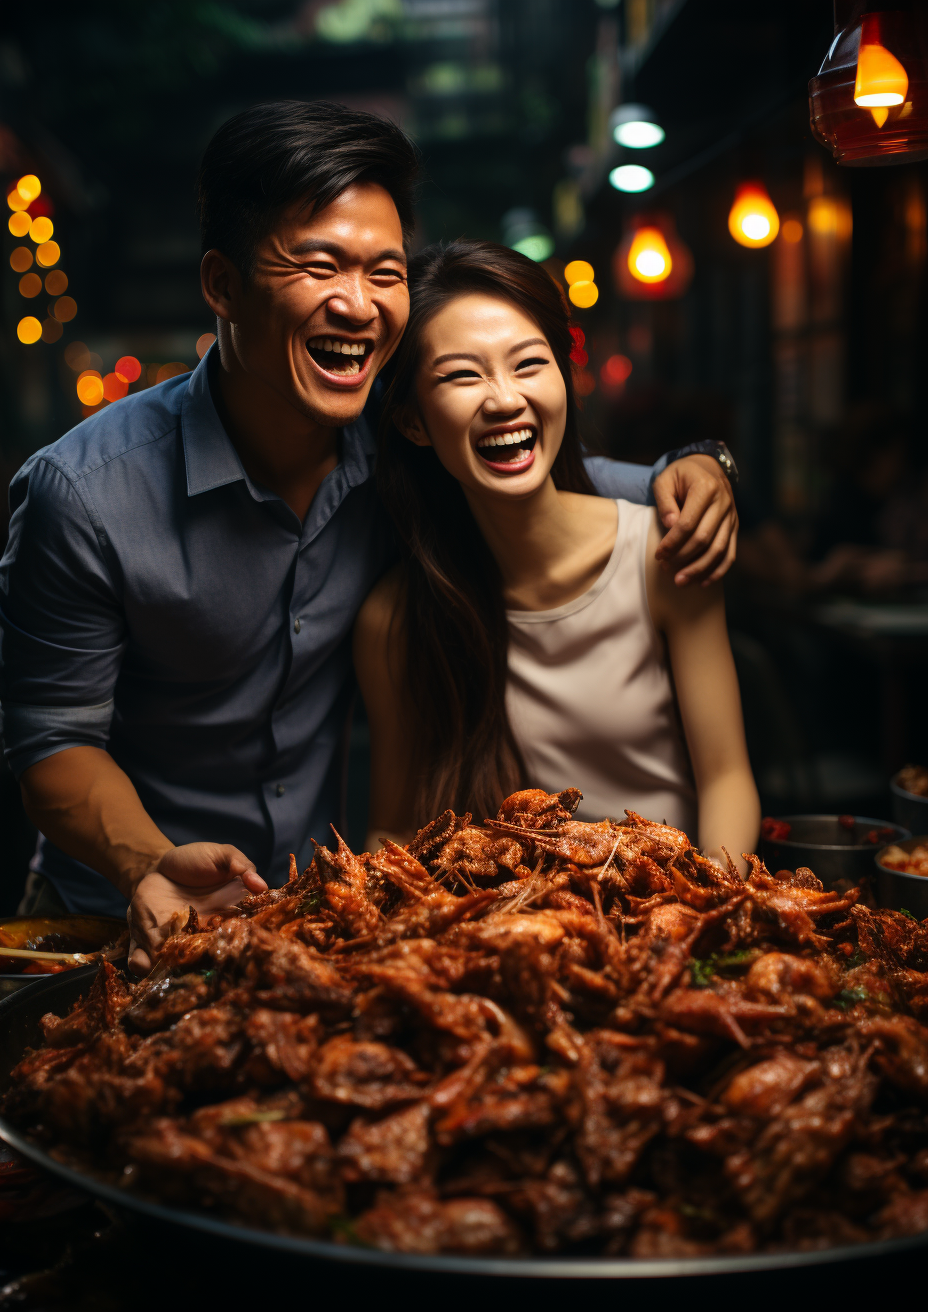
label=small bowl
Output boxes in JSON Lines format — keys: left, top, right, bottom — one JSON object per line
{"left": 874, "top": 835, "right": 928, "bottom": 920}
{"left": 760, "top": 814, "right": 911, "bottom": 896}
{"left": 0, "top": 915, "right": 126, "bottom": 997}
{"left": 890, "top": 770, "right": 928, "bottom": 837}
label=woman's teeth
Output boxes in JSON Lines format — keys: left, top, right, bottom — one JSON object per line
{"left": 476, "top": 428, "right": 535, "bottom": 463}
{"left": 307, "top": 338, "right": 368, "bottom": 376}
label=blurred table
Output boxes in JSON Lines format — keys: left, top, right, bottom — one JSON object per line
{"left": 810, "top": 598, "right": 928, "bottom": 770}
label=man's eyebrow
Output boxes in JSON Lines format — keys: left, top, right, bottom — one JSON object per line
{"left": 432, "top": 338, "right": 549, "bottom": 368}
{"left": 288, "top": 238, "right": 406, "bottom": 264}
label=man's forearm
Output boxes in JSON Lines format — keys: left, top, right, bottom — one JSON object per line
{"left": 20, "top": 746, "right": 174, "bottom": 899}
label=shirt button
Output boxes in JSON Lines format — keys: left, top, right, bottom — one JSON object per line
{"left": 276, "top": 783, "right": 286, "bottom": 797}
{"left": 293, "top": 618, "right": 301, "bottom": 634}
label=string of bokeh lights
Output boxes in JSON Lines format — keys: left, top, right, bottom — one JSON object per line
{"left": 8, "top": 173, "right": 216, "bottom": 413}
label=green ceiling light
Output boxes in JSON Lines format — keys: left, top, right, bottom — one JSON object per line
{"left": 610, "top": 104, "right": 665, "bottom": 149}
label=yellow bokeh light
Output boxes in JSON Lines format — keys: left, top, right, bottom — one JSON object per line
{"left": 16, "top": 175, "right": 41, "bottom": 203}
{"left": 17, "top": 316, "right": 42, "bottom": 345}
{"left": 7, "top": 188, "right": 29, "bottom": 213}
{"left": 807, "top": 196, "right": 853, "bottom": 240}
{"left": 42, "top": 318, "right": 63, "bottom": 344}
{"left": 195, "top": 332, "right": 217, "bottom": 359}
{"left": 568, "top": 281, "right": 599, "bottom": 308}
{"left": 564, "top": 260, "right": 595, "bottom": 286}
{"left": 29, "top": 216, "right": 54, "bottom": 244}
{"left": 628, "top": 228, "right": 673, "bottom": 283}
{"left": 76, "top": 374, "right": 105, "bottom": 406}
{"left": 18, "top": 273, "right": 42, "bottom": 298}
{"left": 8, "top": 212, "right": 30, "bottom": 237}
{"left": 36, "top": 241, "right": 60, "bottom": 268}
{"left": 10, "top": 246, "right": 33, "bottom": 273}
{"left": 45, "top": 269, "right": 68, "bottom": 295}
{"left": 728, "top": 183, "right": 779, "bottom": 249}
{"left": 781, "top": 218, "right": 803, "bottom": 244}
{"left": 53, "top": 296, "right": 77, "bottom": 323}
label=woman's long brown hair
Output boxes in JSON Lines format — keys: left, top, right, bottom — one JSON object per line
{"left": 377, "top": 239, "right": 594, "bottom": 825}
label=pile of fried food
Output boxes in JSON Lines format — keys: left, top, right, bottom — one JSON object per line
{"left": 7, "top": 788, "right": 928, "bottom": 1260}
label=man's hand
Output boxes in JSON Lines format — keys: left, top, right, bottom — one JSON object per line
{"left": 652, "top": 454, "right": 738, "bottom": 586}
{"left": 127, "top": 843, "right": 267, "bottom": 976}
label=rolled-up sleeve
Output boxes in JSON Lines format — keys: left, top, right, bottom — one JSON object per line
{"left": 584, "top": 454, "right": 667, "bottom": 504}
{"left": 0, "top": 456, "right": 126, "bottom": 776}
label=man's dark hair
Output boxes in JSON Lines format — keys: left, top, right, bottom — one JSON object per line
{"left": 197, "top": 100, "right": 419, "bottom": 274}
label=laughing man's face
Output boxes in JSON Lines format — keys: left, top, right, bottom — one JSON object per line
{"left": 215, "top": 181, "right": 408, "bottom": 429}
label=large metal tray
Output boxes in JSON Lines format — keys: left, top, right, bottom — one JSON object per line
{"left": 1, "top": 969, "right": 926, "bottom": 1280}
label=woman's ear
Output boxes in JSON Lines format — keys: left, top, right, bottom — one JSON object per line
{"left": 395, "top": 405, "right": 432, "bottom": 448}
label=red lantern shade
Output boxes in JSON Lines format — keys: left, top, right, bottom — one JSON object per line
{"left": 613, "top": 214, "right": 693, "bottom": 300}
{"left": 810, "top": 8, "right": 928, "bottom": 165}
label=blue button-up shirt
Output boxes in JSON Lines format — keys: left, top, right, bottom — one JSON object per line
{"left": 0, "top": 347, "right": 663, "bottom": 915}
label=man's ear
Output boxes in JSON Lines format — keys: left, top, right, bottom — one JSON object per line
{"left": 201, "top": 249, "right": 243, "bottom": 323}
{"left": 394, "top": 405, "right": 431, "bottom": 448}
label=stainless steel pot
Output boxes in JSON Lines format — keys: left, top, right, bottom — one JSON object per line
{"left": 874, "top": 835, "right": 928, "bottom": 919}
{"left": 760, "top": 815, "right": 910, "bottom": 896}
{"left": 890, "top": 771, "right": 928, "bottom": 838}
{"left": 1, "top": 970, "right": 926, "bottom": 1278}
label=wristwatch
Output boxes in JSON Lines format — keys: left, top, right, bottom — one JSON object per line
{"left": 670, "top": 440, "right": 739, "bottom": 486}
{"left": 712, "top": 442, "right": 738, "bottom": 486}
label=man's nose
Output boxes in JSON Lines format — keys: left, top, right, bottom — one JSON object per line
{"left": 326, "top": 275, "right": 375, "bottom": 324}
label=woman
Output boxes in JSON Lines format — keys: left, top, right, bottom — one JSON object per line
{"left": 354, "top": 240, "right": 759, "bottom": 868}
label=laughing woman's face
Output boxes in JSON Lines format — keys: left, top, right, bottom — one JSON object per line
{"left": 401, "top": 293, "right": 568, "bottom": 501}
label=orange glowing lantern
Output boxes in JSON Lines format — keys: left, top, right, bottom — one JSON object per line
{"left": 810, "top": 8, "right": 928, "bottom": 164}
{"left": 614, "top": 215, "right": 693, "bottom": 301}
{"left": 855, "top": 14, "right": 909, "bottom": 108}
{"left": 102, "top": 372, "right": 129, "bottom": 402}
{"left": 76, "top": 373, "right": 105, "bottom": 406}
{"left": 728, "top": 183, "right": 780, "bottom": 248}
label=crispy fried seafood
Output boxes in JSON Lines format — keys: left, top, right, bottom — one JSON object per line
{"left": 7, "top": 787, "right": 928, "bottom": 1259}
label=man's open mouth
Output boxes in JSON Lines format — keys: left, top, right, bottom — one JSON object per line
{"left": 475, "top": 426, "right": 537, "bottom": 467}
{"left": 307, "top": 336, "right": 373, "bottom": 378}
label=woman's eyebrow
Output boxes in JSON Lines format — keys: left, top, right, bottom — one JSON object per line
{"left": 431, "top": 337, "right": 549, "bottom": 368}
{"left": 432, "top": 352, "right": 482, "bottom": 367}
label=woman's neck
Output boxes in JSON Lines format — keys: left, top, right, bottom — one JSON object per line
{"left": 463, "top": 477, "right": 618, "bottom": 612}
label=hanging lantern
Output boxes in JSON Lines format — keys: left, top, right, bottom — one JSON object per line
{"left": 613, "top": 215, "right": 693, "bottom": 300}
{"left": 728, "top": 182, "right": 780, "bottom": 248}
{"left": 810, "top": 7, "right": 928, "bottom": 165}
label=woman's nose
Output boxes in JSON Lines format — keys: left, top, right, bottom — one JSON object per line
{"left": 483, "top": 377, "right": 524, "bottom": 414}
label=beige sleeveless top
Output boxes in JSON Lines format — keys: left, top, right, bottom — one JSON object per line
{"left": 505, "top": 499, "right": 697, "bottom": 837}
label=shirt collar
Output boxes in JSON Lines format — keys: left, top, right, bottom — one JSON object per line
{"left": 181, "top": 345, "right": 378, "bottom": 501}
{"left": 182, "top": 346, "right": 248, "bottom": 497}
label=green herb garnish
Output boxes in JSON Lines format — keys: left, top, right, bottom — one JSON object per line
{"left": 329, "top": 1215, "right": 367, "bottom": 1245}
{"left": 900, "top": 908, "right": 919, "bottom": 922}
{"left": 834, "top": 987, "right": 869, "bottom": 1010}
{"left": 299, "top": 890, "right": 324, "bottom": 915}
{"left": 219, "top": 1109, "right": 288, "bottom": 1127}
{"left": 690, "top": 949, "right": 757, "bottom": 988}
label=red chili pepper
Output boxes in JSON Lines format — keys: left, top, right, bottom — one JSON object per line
{"left": 761, "top": 817, "right": 791, "bottom": 841}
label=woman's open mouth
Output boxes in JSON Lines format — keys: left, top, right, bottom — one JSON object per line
{"left": 475, "top": 425, "right": 537, "bottom": 474}
{"left": 306, "top": 336, "right": 374, "bottom": 385}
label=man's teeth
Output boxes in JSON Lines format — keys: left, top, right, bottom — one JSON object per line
{"left": 477, "top": 427, "right": 534, "bottom": 449}
{"left": 308, "top": 338, "right": 368, "bottom": 356}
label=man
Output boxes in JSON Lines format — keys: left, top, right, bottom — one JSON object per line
{"left": 0, "top": 102, "right": 738, "bottom": 974}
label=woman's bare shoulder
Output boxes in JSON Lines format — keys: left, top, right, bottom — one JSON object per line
{"left": 645, "top": 508, "right": 722, "bottom": 630}
{"left": 355, "top": 564, "right": 405, "bottom": 640}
